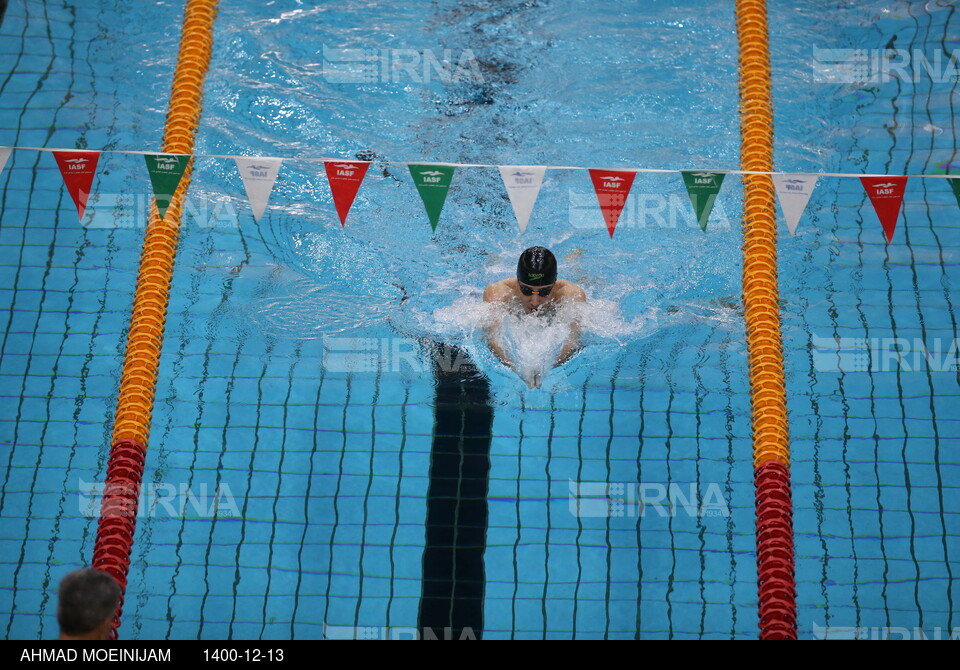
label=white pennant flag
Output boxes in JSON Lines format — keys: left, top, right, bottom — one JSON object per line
{"left": 235, "top": 157, "right": 283, "bottom": 222}
{"left": 499, "top": 166, "right": 546, "bottom": 233}
{"left": 0, "top": 147, "right": 11, "bottom": 177}
{"left": 773, "top": 173, "right": 818, "bottom": 236}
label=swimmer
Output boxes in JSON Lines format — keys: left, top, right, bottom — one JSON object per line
{"left": 483, "top": 246, "right": 586, "bottom": 386}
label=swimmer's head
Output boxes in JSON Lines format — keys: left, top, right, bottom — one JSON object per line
{"left": 517, "top": 247, "right": 558, "bottom": 312}
{"left": 517, "top": 246, "right": 557, "bottom": 287}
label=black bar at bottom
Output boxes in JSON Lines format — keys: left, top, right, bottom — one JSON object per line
{"left": 9, "top": 641, "right": 307, "bottom": 663}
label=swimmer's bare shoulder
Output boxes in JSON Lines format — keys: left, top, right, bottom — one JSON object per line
{"left": 554, "top": 279, "right": 587, "bottom": 302}
{"left": 483, "top": 278, "right": 517, "bottom": 303}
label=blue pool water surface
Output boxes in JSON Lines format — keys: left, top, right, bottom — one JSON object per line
{"left": 0, "top": 0, "right": 957, "bottom": 639}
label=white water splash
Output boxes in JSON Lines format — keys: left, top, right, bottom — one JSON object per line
{"left": 426, "top": 296, "right": 656, "bottom": 388}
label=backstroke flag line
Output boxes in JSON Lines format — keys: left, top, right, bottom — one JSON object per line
{"left": 235, "top": 157, "right": 283, "bottom": 222}
{"left": 53, "top": 150, "right": 101, "bottom": 221}
{"left": 0, "top": 144, "right": 956, "bottom": 242}
{"left": 499, "top": 166, "right": 546, "bottom": 233}
{"left": 588, "top": 169, "right": 636, "bottom": 238}
{"left": 144, "top": 154, "right": 190, "bottom": 222}
{"left": 324, "top": 160, "right": 370, "bottom": 226}
{"left": 772, "top": 174, "right": 818, "bottom": 236}
{"left": 860, "top": 176, "right": 908, "bottom": 243}
{"left": 681, "top": 171, "right": 725, "bottom": 232}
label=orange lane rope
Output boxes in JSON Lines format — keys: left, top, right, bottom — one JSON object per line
{"left": 92, "top": 0, "right": 219, "bottom": 638}
{"left": 735, "top": 0, "right": 797, "bottom": 639}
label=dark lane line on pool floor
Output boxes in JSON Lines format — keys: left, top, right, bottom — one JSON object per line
{"left": 419, "top": 344, "right": 492, "bottom": 640}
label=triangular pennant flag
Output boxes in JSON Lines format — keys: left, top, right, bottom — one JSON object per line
{"left": 949, "top": 177, "right": 960, "bottom": 211}
{"left": 588, "top": 169, "right": 637, "bottom": 238}
{"left": 144, "top": 154, "right": 190, "bottom": 221}
{"left": 860, "top": 176, "right": 908, "bottom": 243}
{"left": 0, "top": 147, "right": 11, "bottom": 177}
{"left": 53, "top": 150, "right": 101, "bottom": 221}
{"left": 772, "top": 174, "right": 819, "bottom": 236}
{"left": 681, "top": 171, "right": 726, "bottom": 232}
{"left": 499, "top": 166, "right": 546, "bottom": 233}
{"left": 409, "top": 164, "right": 455, "bottom": 231}
{"left": 235, "top": 157, "right": 283, "bottom": 222}
{"left": 324, "top": 160, "right": 370, "bottom": 226}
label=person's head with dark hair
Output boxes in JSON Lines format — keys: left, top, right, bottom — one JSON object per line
{"left": 57, "top": 568, "right": 120, "bottom": 640}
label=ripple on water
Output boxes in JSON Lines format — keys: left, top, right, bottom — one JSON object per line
{"left": 249, "top": 280, "right": 395, "bottom": 340}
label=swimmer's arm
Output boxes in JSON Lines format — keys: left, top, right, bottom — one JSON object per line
{"left": 483, "top": 282, "right": 514, "bottom": 368}
{"left": 488, "top": 337, "right": 513, "bottom": 368}
{"left": 556, "top": 324, "right": 581, "bottom": 365}
{"left": 555, "top": 285, "right": 587, "bottom": 366}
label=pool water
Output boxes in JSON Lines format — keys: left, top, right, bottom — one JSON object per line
{"left": 0, "top": 0, "right": 957, "bottom": 640}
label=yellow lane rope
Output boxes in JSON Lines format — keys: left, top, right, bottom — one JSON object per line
{"left": 112, "top": 0, "right": 219, "bottom": 445}
{"left": 736, "top": 0, "right": 789, "bottom": 467}
{"left": 736, "top": 0, "right": 798, "bottom": 640}
{"left": 93, "top": 0, "right": 219, "bottom": 637}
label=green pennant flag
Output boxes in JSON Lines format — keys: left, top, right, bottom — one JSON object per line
{"left": 950, "top": 177, "right": 960, "bottom": 210}
{"left": 144, "top": 154, "right": 190, "bottom": 221}
{"left": 681, "top": 171, "right": 726, "bottom": 232}
{"left": 409, "top": 164, "right": 455, "bottom": 231}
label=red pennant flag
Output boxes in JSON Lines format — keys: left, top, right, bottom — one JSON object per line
{"left": 588, "top": 169, "right": 636, "bottom": 237}
{"left": 324, "top": 160, "right": 370, "bottom": 226}
{"left": 53, "top": 150, "right": 101, "bottom": 221}
{"left": 860, "top": 176, "right": 907, "bottom": 243}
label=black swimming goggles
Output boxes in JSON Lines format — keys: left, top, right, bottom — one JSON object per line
{"left": 518, "top": 282, "right": 554, "bottom": 297}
